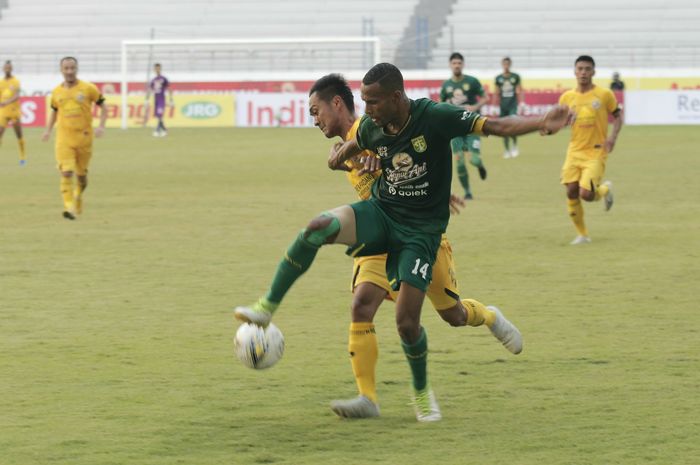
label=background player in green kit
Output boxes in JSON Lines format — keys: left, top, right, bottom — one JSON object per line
{"left": 235, "top": 63, "right": 571, "bottom": 422}
{"left": 494, "top": 57, "right": 523, "bottom": 158}
{"left": 440, "top": 52, "right": 489, "bottom": 199}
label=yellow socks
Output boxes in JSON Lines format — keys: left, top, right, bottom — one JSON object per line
{"left": 567, "top": 198, "right": 588, "bottom": 237}
{"left": 60, "top": 176, "right": 75, "bottom": 211}
{"left": 348, "top": 322, "right": 378, "bottom": 403}
{"left": 17, "top": 137, "right": 26, "bottom": 161}
{"left": 594, "top": 183, "right": 609, "bottom": 201}
{"left": 462, "top": 298, "right": 496, "bottom": 328}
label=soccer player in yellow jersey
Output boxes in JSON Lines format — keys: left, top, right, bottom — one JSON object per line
{"left": 41, "top": 57, "right": 107, "bottom": 220}
{"left": 0, "top": 61, "right": 27, "bottom": 165}
{"left": 307, "top": 74, "right": 523, "bottom": 419}
{"left": 559, "top": 55, "right": 623, "bottom": 244}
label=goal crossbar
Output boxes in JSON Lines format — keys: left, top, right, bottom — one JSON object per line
{"left": 119, "top": 36, "right": 382, "bottom": 129}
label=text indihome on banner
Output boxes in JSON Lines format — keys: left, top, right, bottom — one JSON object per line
{"left": 13, "top": 89, "right": 699, "bottom": 128}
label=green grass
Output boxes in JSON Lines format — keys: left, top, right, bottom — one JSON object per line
{"left": 1, "top": 126, "right": 698, "bottom": 465}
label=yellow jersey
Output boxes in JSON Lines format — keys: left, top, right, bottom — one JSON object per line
{"left": 0, "top": 76, "right": 21, "bottom": 114}
{"left": 559, "top": 85, "right": 618, "bottom": 158}
{"left": 50, "top": 80, "right": 104, "bottom": 141}
{"left": 344, "top": 118, "right": 382, "bottom": 200}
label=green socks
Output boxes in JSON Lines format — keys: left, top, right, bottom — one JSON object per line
{"left": 456, "top": 156, "right": 470, "bottom": 196}
{"left": 401, "top": 326, "right": 428, "bottom": 391}
{"left": 264, "top": 231, "right": 321, "bottom": 307}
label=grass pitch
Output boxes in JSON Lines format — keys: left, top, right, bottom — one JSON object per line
{"left": 1, "top": 126, "right": 698, "bottom": 465}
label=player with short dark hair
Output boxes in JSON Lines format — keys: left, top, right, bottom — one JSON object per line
{"left": 440, "top": 53, "right": 489, "bottom": 199}
{"left": 0, "top": 60, "right": 26, "bottom": 165}
{"left": 145, "top": 63, "right": 173, "bottom": 137}
{"left": 236, "top": 63, "right": 570, "bottom": 421}
{"left": 308, "top": 73, "right": 522, "bottom": 419}
{"left": 41, "top": 57, "right": 107, "bottom": 220}
{"left": 494, "top": 57, "right": 523, "bottom": 158}
{"left": 558, "top": 55, "right": 623, "bottom": 244}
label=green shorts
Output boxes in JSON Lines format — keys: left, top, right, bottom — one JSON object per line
{"left": 346, "top": 199, "right": 441, "bottom": 292}
{"left": 450, "top": 135, "right": 480, "bottom": 155}
{"left": 500, "top": 103, "right": 518, "bottom": 117}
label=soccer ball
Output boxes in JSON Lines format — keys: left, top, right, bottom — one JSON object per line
{"left": 234, "top": 323, "right": 285, "bottom": 369}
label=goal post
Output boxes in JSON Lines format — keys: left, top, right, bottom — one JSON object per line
{"left": 119, "top": 36, "right": 382, "bottom": 129}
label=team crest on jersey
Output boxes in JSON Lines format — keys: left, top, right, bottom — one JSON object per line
{"left": 77, "top": 93, "right": 85, "bottom": 102}
{"left": 463, "top": 84, "right": 470, "bottom": 91}
{"left": 376, "top": 146, "right": 389, "bottom": 158}
{"left": 411, "top": 135, "right": 427, "bottom": 153}
{"left": 591, "top": 99, "right": 601, "bottom": 110}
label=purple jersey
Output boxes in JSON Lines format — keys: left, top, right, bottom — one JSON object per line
{"left": 150, "top": 75, "right": 169, "bottom": 106}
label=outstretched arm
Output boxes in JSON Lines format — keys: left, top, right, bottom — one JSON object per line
{"left": 483, "top": 104, "right": 572, "bottom": 137}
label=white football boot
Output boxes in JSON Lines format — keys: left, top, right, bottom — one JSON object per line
{"left": 330, "top": 396, "right": 380, "bottom": 419}
{"left": 570, "top": 235, "right": 592, "bottom": 245}
{"left": 511, "top": 145, "right": 520, "bottom": 157}
{"left": 412, "top": 387, "right": 442, "bottom": 422}
{"left": 234, "top": 299, "right": 272, "bottom": 327}
{"left": 487, "top": 306, "right": 523, "bottom": 354}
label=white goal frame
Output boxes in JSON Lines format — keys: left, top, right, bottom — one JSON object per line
{"left": 119, "top": 37, "right": 382, "bottom": 129}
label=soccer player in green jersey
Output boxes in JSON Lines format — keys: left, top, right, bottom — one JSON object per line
{"left": 236, "top": 63, "right": 571, "bottom": 422}
{"left": 440, "top": 52, "right": 489, "bottom": 199}
{"left": 495, "top": 57, "right": 523, "bottom": 158}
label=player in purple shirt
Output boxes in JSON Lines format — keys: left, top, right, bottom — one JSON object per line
{"left": 146, "top": 63, "right": 173, "bottom": 137}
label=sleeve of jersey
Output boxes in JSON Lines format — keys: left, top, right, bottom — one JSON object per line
{"left": 432, "top": 102, "right": 487, "bottom": 138}
{"left": 355, "top": 115, "right": 372, "bottom": 150}
{"left": 558, "top": 92, "right": 567, "bottom": 106}
{"left": 50, "top": 94, "right": 57, "bottom": 112}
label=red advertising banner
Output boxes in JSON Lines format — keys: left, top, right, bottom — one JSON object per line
{"left": 16, "top": 97, "right": 47, "bottom": 127}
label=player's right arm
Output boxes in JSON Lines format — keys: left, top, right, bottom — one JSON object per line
{"left": 41, "top": 94, "right": 58, "bottom": 141}
{"left": 42, "top": 109, "right": 57, "bottom": 141}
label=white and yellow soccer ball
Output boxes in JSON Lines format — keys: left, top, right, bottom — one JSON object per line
{"left": 234, "top": 323, "right": 285, "bottom": 369}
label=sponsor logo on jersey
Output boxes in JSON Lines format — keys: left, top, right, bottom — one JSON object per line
{"left": 386, "top": 153, "right": 428, "bottom": 186}
{"left": 411, "top": 135, "right": 427, "bottom": 153}
{"left": 76, "top": 93, "right": 85, "bottom": 102}
{"left": 591, "top": 99, "right": 601, "bottom": 110}
{"left": 376, "top": 145, "right": 389, "bottom": 158}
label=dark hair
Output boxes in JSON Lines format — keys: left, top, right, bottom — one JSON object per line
{"left": 449, "top": 52, "right": 464, "bottom": 62}
{"left": 4, "top": 60, "right": 11, "bottom": 65}
{"left": 502, "top": 56, "right": 512, "bottom": 63}
{"left": 362, "top": 63, "right": 404, "bottom": 93}
{"left": 309, "top": 73, "right": 354, "bottom": 112}
{"left": 155, "top": 63, "right": 162, "bottom": 67}
{"left": 575, "top": 55, "right": 595, "bottom": 67}
{"left": 60, "top": 56, "right": 78, "bottom": 65}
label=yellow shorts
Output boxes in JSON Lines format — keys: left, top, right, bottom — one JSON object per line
{"left": 56, "top": 133, "right": 93, "bottom": 175}
{"left": 351, "top": 237, "right": 460, "bottom": 311}
{"left": 561, "top": 151, "right": 607, "bottom": 192}
{"left": 0, "top": 110, "right": 21, "bottom": 127}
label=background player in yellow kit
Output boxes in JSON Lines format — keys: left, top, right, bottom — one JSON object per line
{"left": 41, "top": 57, "right": 107, "bottom": 220}
{"left": 307, "top": 74, "right": 522, "bottom": 419}
{"left": 558, "top": 55, "right": 623, "bottom": 244}
{"left": 0, "top": 61, "right": 27, "bottom": 165}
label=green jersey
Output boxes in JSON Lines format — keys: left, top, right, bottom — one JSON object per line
{"left": 495, "top": 72, "right": 521, "bottom": 108}
{"left": 440, "top": 75, "right": 485, "bottom": 110}
{"left": 356, "top": 98, "right": 484, "bottom": 234}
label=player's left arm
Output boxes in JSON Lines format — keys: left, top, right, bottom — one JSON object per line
{"left": 93, "top": 88, "right": 107, "bottom": 137}
{"left": 0, "top": 85, "right": 20, "bottom": 106}
{"left": 328, "top": 138, "right": 363, "bottom": 172}
{"left": 482, "top": 105, "right": 572, "bottom": 137}
{"left": 606, "top": 108, "right": 623, "bottom": 153}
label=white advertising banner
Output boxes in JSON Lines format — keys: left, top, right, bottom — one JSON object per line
{"left": 625, "top": 90, "right": 700, "bottom": 125}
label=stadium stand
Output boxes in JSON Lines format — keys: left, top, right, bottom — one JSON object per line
{"left": 0, "top": 0, "right": 418, "bottom": 72}
{"left": 428, "top": 0, "right": 700, "bottom": 69}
